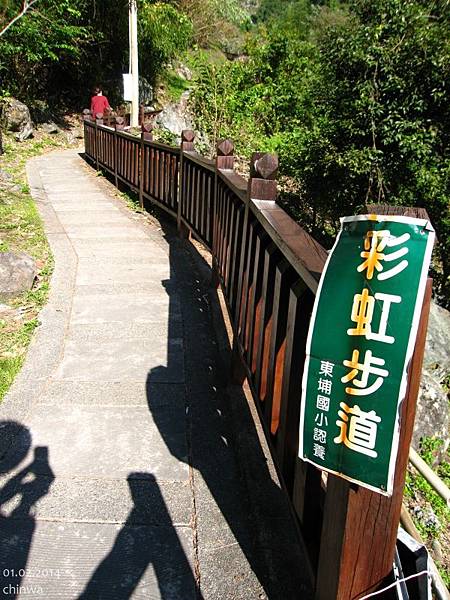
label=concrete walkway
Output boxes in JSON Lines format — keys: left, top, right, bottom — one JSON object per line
{"left": 0, "top": 150, "right": 311, "bottom": 599}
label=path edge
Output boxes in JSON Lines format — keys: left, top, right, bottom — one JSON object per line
{"left": 0, "top": 151, "right": 78, "bottom": 456}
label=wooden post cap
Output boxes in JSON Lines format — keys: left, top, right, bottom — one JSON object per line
{"left": 217, "top": 139, "right": 234, "bottom": 156}
{"left": 252, "top": 153, "right": 278, "bottom": 180}
{"left": 248, "top": 152, "right": 278, "bottom": 201}
{"left": 181, "top": 130, "right": 195, "bottom": 142}
{"left": 141, "top": 122, "right": 153, "bottom": 141}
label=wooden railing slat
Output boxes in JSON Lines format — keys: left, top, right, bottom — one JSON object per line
{"left": 254, "top": 244, "right": 279, "bottom": 403}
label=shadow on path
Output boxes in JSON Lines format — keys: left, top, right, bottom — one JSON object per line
{"left": 0, "top": 421, "right": 54, "bottom": 597}
{"left": 79, "top": 473, "right": 202, "bottom": 600}
{"left": 146, "top": 218, "right": 313, "bottom": 599}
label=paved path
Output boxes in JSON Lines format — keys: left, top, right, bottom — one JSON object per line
{"left": 0, "top": 150, "right": 311, "bottom": 599}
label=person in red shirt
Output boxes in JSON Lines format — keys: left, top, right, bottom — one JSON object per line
{"left": 90, "top": 87, "right": 111, "bottom": 118}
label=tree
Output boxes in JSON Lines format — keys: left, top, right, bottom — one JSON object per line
{"left": 0, "top": 0, "right": 93, "bottom": 103}
{"left": 138, "top": 1, "right": 192, "bottom": 85}
{"left": 189, "top": 0, "right": 450, "bottom": 305}
{"left": 0, "top": 0, "right": 39, "bottom": 37}
{"left": 301, "top": 0, "right": 450, "bottom": 304}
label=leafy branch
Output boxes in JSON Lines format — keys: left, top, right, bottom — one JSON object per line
{"left": 0, "top": 0, "right": 39, "bottom": 37}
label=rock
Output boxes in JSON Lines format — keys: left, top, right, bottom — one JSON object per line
{"left": 139, "top": 77, "right": 153, "bottom": 105}
{"left": 40, "top": 121, "right": 59, "bottom": 134}
{"left": 30, "top": 100, "right": 52, "bottom": 122}
{"left": 155, "top": 91, "right": 193, "bottom": 142}
{"left": 0, "top": 168, "right": 20, "bottom": 193}
{"left": 423, "top": 507, "right": 440, "bottom": 530}
{"left": 175, "top": 64, "right": 192, "bottom": 81}
{"left": 413, "top": 370, "right": 450, "bottom": 452}
{"left": 64, "top": 126, "right": 84, "bottom": 146}
{"left": 0, "top": 303, "right": 14, "bottom": 318}
{"left": 431, "top": 539, "right": 444, "bottom": 563}
{"left": 72, "top": 127, "right": 84, "bottom": 139}
{"left": 0, "top": 252, "right": 37, "bottom": 302}
{"left": 413, "top": 300, "right": 450, "bottom": 459}
{"left": 1, "top": 97, "right": 34, "bottom": 141}
{"left": 0, "top": 168, "right": 13, "bottom": 182}
{"left": 424, "top": 300, "right": 450, "bottom": 381}
{"left": 0, "top": 303, "right": 21, "bottom": 321}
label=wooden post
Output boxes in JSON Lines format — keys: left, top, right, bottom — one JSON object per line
{"left": 142, "top": 123, "right": 153, "bottom": 142}
{"left": 231, "top": 152, "right": 278, "bottom": 384}
{"left": 82, "top": 108, "right": 91, "bottom": 121}
{"left": 139, "top": 125, "right": 144, "bottom": 209}
{"left": 94, "top": 117, "right": 99, "bottom": 171}
{"left": 113, "top": 117, "right": 125, "bottom": 188}
{"left": 212, "top": 139, "right": 235, "bottom": 288}
{"left": 315, "top": 278, "right": 433, "bottom": 600}
{"left": 138, "top": 124, "right": 152, "bottom": 209}
{"left": 177, "top": 129, "right": 195, "bottom": 239}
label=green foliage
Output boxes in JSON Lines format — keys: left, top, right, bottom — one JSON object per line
{"left": 256, "top": 0, "right": 313, "bottom": 36}
{"left": 162, "top": 69, "right": 191, "bottom": 102}
{"left": 178, "top": 0, "right": 250, "bottom": 51}
{"left": 191, "top": 0, "right": 450, "bottom": 305}
{"left": 152, "top": 126, "right": 178, "bottom": 145}
{"left": 190, "top": 31, "right": 319, "bottom": 153}
{"left": 0, "top": 0, "right": 92, "bottom": 101}
{"left": 139, "top": 1, "right": 192, "bottom": 85}
{"left": 419, "top": 436, "right": 450, "bottom": 487}
{"left": 307, "top": 0, "right": 450, "bottom": 287}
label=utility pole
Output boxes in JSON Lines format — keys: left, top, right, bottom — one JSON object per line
{"left": 129, "top": 0, "right": 139, "bottom": 128}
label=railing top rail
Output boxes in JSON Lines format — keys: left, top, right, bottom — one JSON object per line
{"left": 251, "top": 199, "right": 327, "bottom": 292}
{"left": 218, "top": 169, "right": 247, "bottom": 202}
{"left": 116, "top": 129, "right": 140, "bottom": 142}
{"left": 84, "top": 119, "right": 114, "bottom": 132}
{"left": 144, "top": 139, "right": 180, "bottom": 155}
{"left": 183, "top": 150, "right": 215, "bottom": 173}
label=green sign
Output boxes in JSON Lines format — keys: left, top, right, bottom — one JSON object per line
{"left": 299, "top": 215, "right": 435, "bottom": 495}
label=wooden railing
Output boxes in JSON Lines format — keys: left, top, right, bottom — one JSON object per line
{"left": 83, "top": 119, "right": 431, "bottom": 600}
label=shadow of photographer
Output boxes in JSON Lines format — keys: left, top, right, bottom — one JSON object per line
{"left": 0, "top": 421, "right": 54, "bottom": 596}
{"left": 79, "top": 472, "right": 202, "bottom": 600}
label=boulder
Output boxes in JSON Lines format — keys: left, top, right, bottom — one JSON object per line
{"left": 30, "top": 100, "right": 52, "bottom": 124}
{"left": 139, "top": 76, "right": 153, "bottom": 105}
{"left": 1, "top": 98, "right": 34, "bottom": 141}
{"left": 65, "top": 127, "right": 84, "bottom": 146}
{"left": 423, "top": 300, "right": 450, "bottom": 381}
{"left": 0, "top": 252, "right": 37, "bottom": 302}
{"left": 40, "top": 121, "right": 60, "bottom": 134}
{"left": 413, "top": 300, "right": 450, "bottom": 458}
{"left": 155, "top": 91, "right": 193, "bottom": 142}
